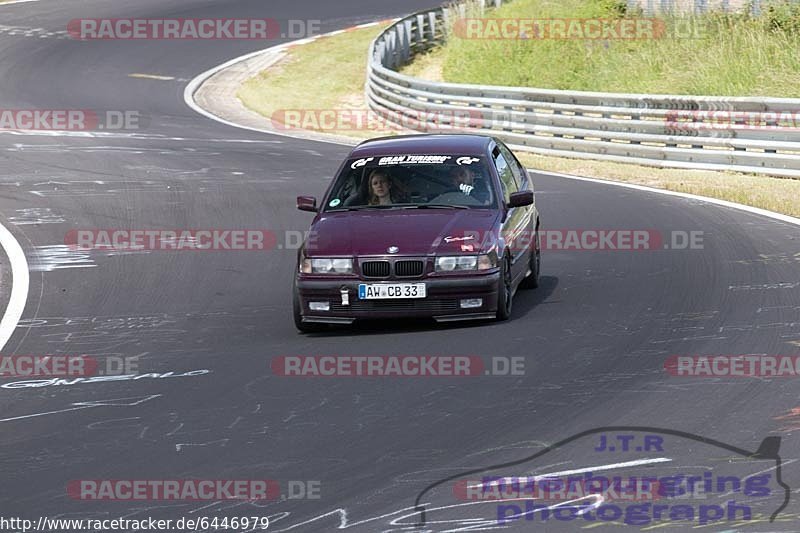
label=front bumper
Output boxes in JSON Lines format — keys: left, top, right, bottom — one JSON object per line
{"left": 296, "top": 272, "right": 500, "bottom": 323}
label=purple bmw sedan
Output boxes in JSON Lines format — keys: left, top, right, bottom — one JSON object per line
{"left": 293, "top": 134, "right": 540, "bottom": 332}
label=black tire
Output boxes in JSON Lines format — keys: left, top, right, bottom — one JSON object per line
{"left": 495, "top": 257, "right": 513, "bottom": 321}
{"left": 519, "top": 228, "right": 540, "bottom": 290}
{"left": 293, "top": 279, "right": 327, "bottom": 333}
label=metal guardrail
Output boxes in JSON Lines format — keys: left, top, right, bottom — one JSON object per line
{"left": 365, "top": 1, "right": 800, "bottom": 178}
{"left": 631, "top": 1, "right": 767, "bottom": 16}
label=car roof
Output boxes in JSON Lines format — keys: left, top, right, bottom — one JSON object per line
{"left": 349, "top": 134, "right": 494, "bottom": 158}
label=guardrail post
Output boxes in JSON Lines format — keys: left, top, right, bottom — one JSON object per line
{"left": 427, "top": 12, "right": 437, "bottom": 41}
{"left": 400, "top": 20, "right": 412, "bottom": 64}
{"left": 386, "top": 29, "right": 397, "bottom": 69}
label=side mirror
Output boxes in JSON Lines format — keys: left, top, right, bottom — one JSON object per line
{"left": 297, "top": 196, "right": 318, "bottom": 212}
{"left": 507, "top": 190, "right": 533, "bottom": 209}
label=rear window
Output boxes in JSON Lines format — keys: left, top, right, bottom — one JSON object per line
{"left": 323, "top": 155, "right": 496, "bottom": 211}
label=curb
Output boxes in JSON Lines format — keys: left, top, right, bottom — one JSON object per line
{"left": 184, "top": 19, "right": 398, "bottom": 146}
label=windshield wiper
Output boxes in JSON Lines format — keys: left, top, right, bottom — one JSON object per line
{"left": 404, "top": 204, "right": 469, "bottom": 210}
{"left": 330, "top": 205, "right": 407, "bottom": 212}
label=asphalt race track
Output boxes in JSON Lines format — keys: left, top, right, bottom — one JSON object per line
{"left": 1, "top": 0, "right": 799, "bottom": 531}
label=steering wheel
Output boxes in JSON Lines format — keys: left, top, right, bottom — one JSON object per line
{"left": 428, "top": 191, "right": 483, "bottom": 206}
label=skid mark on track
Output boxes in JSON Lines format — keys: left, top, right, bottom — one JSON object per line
{"left": 774, "top": 408, "right": 800, "bottom": 434}
{"left": 731, "top": 252, "right": 800, "bottom": 266}
{"left": 175, "top": 438, "right": 229, "bottom": 453}
{"left": 730, "top": 282, "right": 800, "bottom": 291}
{"left": 13, "top": 309, "right": 272, "bottom": 352}
{"left": 0, "top": 25, "right": 69, "bottom": 39}
{"left": 28, "top": 245, "right": 95, "bottom": 271}
{"left": 8, "top": 207, "right": 65, "bottom": 225}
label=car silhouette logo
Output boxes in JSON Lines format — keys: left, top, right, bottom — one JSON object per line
{"left": 388, "top": 246, "right": 399, "bottom": 254}
{"left": 412, "top": 425, "right": 790, "bottom": 529}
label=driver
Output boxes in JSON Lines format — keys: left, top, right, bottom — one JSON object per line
{"left": 450, "top": 166, "right": 489, "bottom": 204}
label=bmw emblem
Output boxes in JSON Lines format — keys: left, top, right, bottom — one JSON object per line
{"left": 387, "top": 246, "right": 399, "bottom": 254}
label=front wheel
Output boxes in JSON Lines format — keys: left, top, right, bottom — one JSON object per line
{"left": 495, "top": 258, "right": 513, "bottom": 321}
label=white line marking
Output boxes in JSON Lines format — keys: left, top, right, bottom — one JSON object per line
{"left": 531, "top": 169, "right": 800, "bottom": 228}
{"left": 0, "top": 395, "right": 161, "bottom": 423}
{"left": 0, "top": 0, "right": 41, "bottom": 6}
{"left": 129, "top": 73, "right": 175, "bottom": 81}
{"left": 0, "top": 219, "right": 28, "bottom": 351}
{"left": 476, "top": 457, "right": 672, "bottom": 489}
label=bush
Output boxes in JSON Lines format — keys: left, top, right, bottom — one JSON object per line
{"left": 763, "top": 0, "right": 800, "bottom": 33}
{"left": 592, "top": 0, "right": 629, "bottom": 17}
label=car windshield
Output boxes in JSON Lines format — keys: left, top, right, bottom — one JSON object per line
{"left": 323, "top": 155, "right": 496, "bottom": 211}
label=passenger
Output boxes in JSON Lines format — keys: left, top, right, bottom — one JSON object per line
{"left": 368, "top": 169, "right": 398, "bottom": 205}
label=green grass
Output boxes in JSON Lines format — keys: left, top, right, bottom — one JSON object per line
{"left": 238, "top": 25, "right": 387, "bottom": 127}
{"left": 424, "top": 0, "right": 800, "bottom": 96}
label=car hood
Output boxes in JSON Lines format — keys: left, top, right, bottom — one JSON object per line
{"left": 306, "top": 209, "right": 500, "bottom": 257}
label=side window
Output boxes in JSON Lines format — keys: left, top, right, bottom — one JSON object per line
{"left": 497, "top": 143, "right": 525, "bottom": 189}
{"left": 493, "top": 147, "right": 518, "bottom": 203}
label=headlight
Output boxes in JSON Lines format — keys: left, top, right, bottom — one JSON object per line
{"left": 435, "top": 254, "right": 496, "bottom": 272}
{"left": 301, "top": 257, "right": 353, "bottom": 274}
{"left": 435, "top": 256, "right": 478, "bottom": 272}
{"left": 331, "top": 258, "right": 353, "bottom": 273}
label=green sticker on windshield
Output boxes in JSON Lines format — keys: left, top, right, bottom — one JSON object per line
{"left": 329, "top": 198, "right": 341, "bottom": 207}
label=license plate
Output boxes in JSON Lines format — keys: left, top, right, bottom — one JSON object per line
{"left": 358, "top": 283, "right": 426, "bottom": 299}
